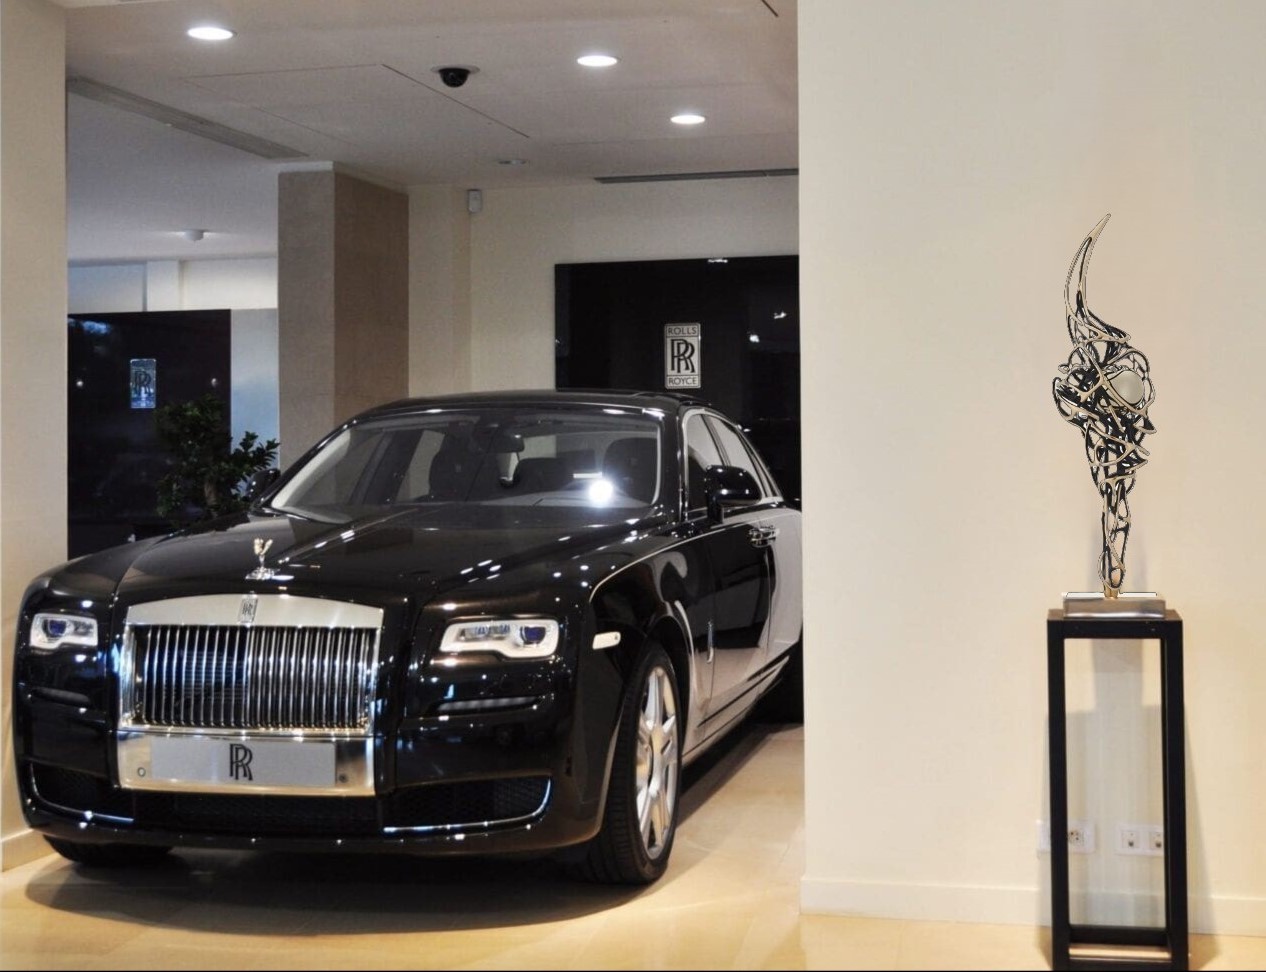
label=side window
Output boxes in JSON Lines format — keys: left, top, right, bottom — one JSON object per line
{"left": 684, "top": 413, "right": 724, "bottom": 511}
{"left": 733, "top": 426, "right": 780, "bottom": 497}
{"left": 706, "top": 417, "right": 773, "bottom": 498}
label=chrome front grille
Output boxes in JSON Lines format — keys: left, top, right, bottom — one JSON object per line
{"left": 128, "top": 625, "right": 377, "bottom": 730}
{"left": 120, "top": 595, "right": 384, "bottom": 734}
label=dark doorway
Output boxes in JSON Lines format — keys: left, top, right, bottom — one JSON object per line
{"left": 68, "top": 310, "right": 230, "bottom": 557}
{"left": 555, "top": 255, "right": 800, "bottom": 506}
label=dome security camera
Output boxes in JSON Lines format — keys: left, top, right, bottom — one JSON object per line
{"left": 435, "top": 66, "right": 476, "bottom": 88}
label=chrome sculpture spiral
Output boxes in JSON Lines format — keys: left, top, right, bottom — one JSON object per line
{"left": 1053, "top": 215, "right": 1156, "bottom": 597}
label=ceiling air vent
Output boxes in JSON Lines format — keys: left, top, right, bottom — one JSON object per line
{"left": 594, "top": 168, "right": 798, "bottom": 185}
{"left": 67, "top": 77, "right": 306, "bottom": 161}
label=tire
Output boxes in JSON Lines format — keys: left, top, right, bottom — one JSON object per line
{"left": 45, "top": 837, "right": 172, "bottom": 868}
{"left": 758, "top": 641, "right": 803, "bottom": 724}
{"left": 572, "top": 644, "right": 681, "bottom": 884}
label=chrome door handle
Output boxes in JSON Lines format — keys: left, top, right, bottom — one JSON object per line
{"left": 748, "top": 526, "right": 778, "bottom": 547}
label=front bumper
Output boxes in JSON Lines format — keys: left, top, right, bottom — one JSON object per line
{"left": 17, "top": 700, "right": 605, "bottom": 855}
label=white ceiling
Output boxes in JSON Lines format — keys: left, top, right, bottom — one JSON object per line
{"left": 62, "top": 0, "right": 798, "bottom": 263}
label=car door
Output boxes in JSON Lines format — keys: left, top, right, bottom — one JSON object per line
{"left": 718, "top": 422, "right": 803, "bottom": 669}
{"left": 682, "top": 411, "right": 771, "bottom": 734}
{"left": 704, "top": 416, "right": 796, "bottom": 674}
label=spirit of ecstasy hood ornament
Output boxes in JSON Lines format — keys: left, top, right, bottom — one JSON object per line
{"left": 246, "top": 537, "right": 276, "bottom": 581}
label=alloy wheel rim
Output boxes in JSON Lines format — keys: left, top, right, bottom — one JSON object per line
{"left": 635, "top": 664, "right": 678, "bottom": 860}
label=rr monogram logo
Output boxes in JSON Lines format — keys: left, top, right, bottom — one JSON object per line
{"left": 668, "top": 338, "right": 696, "bottom": 374}
{"left": 228, "top": 743, "right": 254, "bottom": 781}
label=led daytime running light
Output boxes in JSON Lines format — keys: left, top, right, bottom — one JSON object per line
{"left": 440, "top": 618, "right": 559, "bottom": 659}
{"left": 30, "top": 613, "right": 99, "bottom": 650}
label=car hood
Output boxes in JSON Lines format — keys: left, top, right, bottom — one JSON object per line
{"left": 109, "top": 504, "right": 660, "bottom": 603}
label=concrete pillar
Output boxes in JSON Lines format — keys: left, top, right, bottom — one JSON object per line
{"left": 0, "top": 0, "right": 66, "bottom": 870}
{"left": 277, "top": 169, "right": 408, "bottom": 465}
{"left": 408, "top": 186, "right": 472, "bottom": 396}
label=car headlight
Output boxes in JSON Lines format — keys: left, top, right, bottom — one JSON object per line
{"left": 30, "top": 613, "right": 99, "bottom": 651}
{"left": 439, "top": 619, "right": 559, "bottom": 659}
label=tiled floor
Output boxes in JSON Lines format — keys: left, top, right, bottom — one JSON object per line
{"left": 2, "top": 723, "right": 1264, "bottom": 970}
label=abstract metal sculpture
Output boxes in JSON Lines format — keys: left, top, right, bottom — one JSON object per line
{"left": 1053, "top": 215, "right": 1156, "bottom": 599}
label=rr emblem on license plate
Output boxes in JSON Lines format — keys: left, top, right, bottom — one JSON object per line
{"left": 228, "top": 743, "right": 254, "bottom": 781}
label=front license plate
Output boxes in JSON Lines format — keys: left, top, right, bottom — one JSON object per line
{"left": 146, "top": 736, "right": 336, "bottom": 789}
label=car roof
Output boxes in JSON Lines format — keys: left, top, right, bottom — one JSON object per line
{"left": 363, "top": 389, "right": 710, "bottom": 420}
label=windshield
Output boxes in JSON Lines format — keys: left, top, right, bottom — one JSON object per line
{"left": 268, "top": 407, "right": 664, "bottom": 525}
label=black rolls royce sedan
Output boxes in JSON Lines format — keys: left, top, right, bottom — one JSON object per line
{"left": 13, "top": 391, "right": 802, "bottom": 884}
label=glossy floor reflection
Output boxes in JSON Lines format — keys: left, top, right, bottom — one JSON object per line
{"left": 2, "top": 723, "right": 1265, "bottom": 970}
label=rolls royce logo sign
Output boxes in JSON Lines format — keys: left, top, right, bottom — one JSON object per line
{"left": 228, "top": 743, "right": 254, "bottom": 781}
{"left": 665, "top": 323, "right": 701, "bottom": 389}
{"left": 238, "top": 594, "right": 258, "bottom": 624}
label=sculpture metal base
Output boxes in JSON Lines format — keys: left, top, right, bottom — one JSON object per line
{"left": 1062, "top": 592, "right": 1166, "bottom": 618}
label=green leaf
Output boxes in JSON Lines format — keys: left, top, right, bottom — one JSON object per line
{"left": 154, "top": 394, "right": 279, "bottom": 524}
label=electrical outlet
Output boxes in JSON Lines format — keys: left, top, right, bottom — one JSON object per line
{"left": 1037, "top": 819, "right": 1097, "bottom": 854}
{"left": 1117, "top": 823, "right": 1164, "bottom": 856}
{"left": 1067, "top": 820, "right": 1096, "bottom": 853}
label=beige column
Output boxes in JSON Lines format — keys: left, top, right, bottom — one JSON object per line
{"left": 278, "top": 169, "right": 408, "bottom": 465}
{"left": 408, "top": 186, "right": 472, "bottom": 396}
{"left": 0, "top": 0, "right": 66, "bottom": 870}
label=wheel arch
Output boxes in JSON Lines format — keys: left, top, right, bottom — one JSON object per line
{"left": 647, "top": 613, "right": 691, "bottom": 721}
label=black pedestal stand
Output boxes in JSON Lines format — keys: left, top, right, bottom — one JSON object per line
{"left": 1046, "top": 609, "right": 1187, "bottom": 971}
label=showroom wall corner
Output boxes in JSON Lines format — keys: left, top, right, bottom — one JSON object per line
{"left": 799, "top": 0, "right": 1266, "bottom": 934}
{"left": 0, "top": 0, "right": 66, "bottom": 870}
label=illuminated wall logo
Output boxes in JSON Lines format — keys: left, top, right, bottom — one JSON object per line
{"left": 665, "top": 323, "right": 701, "bottom": 389}
{"left": 130, "top": 358, "right": 157, "bottom": 409}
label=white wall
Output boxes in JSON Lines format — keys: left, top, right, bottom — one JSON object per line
{"left": 461, "top": 178, "right": 798, "bottom": 391}
{"left": 69, "top": 257, "right": 277, "bottom": 313}
{"left": 800, "top": 0, "right": 1266, "bottom": 935}
{"left": 181, "top": 258, "right": 277, "bottom": 311}
{"left": 67, "top": 258, "right": 279, "bottom": 454}
{"left": 0, "top": 0, "right": 66, "bottom": 871}
{"left": 65, "top": 263, "right": 144, "bottom": 313}
{"left": 229, "top": 309, "right": 280, "bottom": 451}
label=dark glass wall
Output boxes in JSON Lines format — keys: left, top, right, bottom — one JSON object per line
{"left": 555, "top": 256, "right": 800, "bottom": 505}
{"left": 68, "top": 310, "right": 230, "bottom": 557}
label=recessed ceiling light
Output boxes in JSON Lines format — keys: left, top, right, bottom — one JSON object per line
{"left": 577, "top": 54, "right": 618, "bottom": 68}
{"left": 671, "top": 113, "right": 706, "bottom": 126}
{"left": 187, "top": 25, "right": 235, "bottom": 41}
{"left": 496, "top": 158, "right": 528, "bottom": 166}
{"left": 180, "top": 229, "right": 207, "bottom": 242}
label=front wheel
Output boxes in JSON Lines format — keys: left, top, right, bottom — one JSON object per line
{"left": 573, "top": 644, "right": 681, "bottom": 884}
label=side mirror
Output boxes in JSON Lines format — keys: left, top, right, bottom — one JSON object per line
{"left": 244, "top": 467, "right": 280, "bottom": 502}
{"left": 704, "top": 465, "right": 762, "bottom": 522}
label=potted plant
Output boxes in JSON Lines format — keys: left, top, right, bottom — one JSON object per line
{"left": 154, "top": 393, "right": 279, "bottom": 524}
